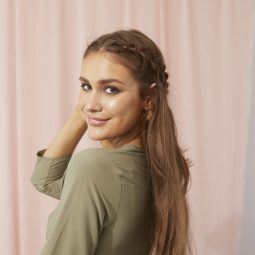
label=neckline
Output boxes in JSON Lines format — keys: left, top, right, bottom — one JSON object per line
{"left": 102, "top": 144, "right": 145, "bottom": 153}
{"left": 122, "top": 144, "right": 145, "bottom": 151}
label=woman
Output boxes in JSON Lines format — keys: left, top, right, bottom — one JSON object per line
{"left": 31, "top": 29, "right": 194, "bottom": 255}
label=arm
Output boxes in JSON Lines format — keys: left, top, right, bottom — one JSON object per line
{"left": 31, "top": 109, "right": 87, "bottom": 199}
{"left": 43, "top": 109, "right": 87, "bottom": 158}
{"left": 39, "top": 150, "right": 118, "bottom": 255}
{"left": 30, "top": 149, "right": 72, "bottom": 199}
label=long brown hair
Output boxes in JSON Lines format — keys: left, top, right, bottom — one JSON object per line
{"left": 83, "top": 29, "right": 194, "bottom": 255}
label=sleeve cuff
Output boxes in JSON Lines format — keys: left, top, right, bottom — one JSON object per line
{"left": 36, "top": 148, "right": 73, "bottom": 160}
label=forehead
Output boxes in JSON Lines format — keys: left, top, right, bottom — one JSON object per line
{"left": 80, "top": 52, "right": 134, "bottom": 84}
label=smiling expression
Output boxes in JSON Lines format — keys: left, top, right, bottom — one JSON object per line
{"left": 79, "top": 52, "right": 147, "bottom": 144}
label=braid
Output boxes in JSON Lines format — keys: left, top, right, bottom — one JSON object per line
{"left": 157, "top": 64, "right": 169, "bottom": 92}
{"left": 117, "top": 43, "right": 169, "bottom": 93}
{"left": 86, "top": 30, "right": 169, "bottom": 93}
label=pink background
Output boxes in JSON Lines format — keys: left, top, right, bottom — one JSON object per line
{"left": 0, "top": 0, "right": 254, "bottom": 254}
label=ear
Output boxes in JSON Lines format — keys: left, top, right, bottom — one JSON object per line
{"left": 142, "top": 96, "right": 152, "bottom": 111}
{"left": 142, "top": 83, "right": 157, "bottom": 111}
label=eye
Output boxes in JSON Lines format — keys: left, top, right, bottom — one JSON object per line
{"left": 80, "top": 83, "right": 120, "bottom": 94}
{"left": 104, "top": 86, "right": 120, "bottom": 94}
{"left": 80, "top": 83, "right": 90, "bottom": 91}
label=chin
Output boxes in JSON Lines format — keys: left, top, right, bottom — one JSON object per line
{"left": 87, "top": 128, "right": 110, "bottom": 141}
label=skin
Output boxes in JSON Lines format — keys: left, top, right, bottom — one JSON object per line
{"left": 78, "top": 52, "right": 151, "bottom": 149}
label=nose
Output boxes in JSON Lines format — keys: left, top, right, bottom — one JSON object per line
{"left": 84, "top": 91, "right": 102, "bottom": 112}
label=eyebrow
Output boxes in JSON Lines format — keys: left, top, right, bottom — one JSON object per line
{"left": 79, "top": 76, "right": 126, "bottom": 85}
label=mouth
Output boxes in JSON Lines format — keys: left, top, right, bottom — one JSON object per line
{"left": 87, "top": 117, "right": 109, "bottom": 126}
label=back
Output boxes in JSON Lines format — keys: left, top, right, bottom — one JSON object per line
{"left": 31, "top": 144, "right": 153, "bottom": 255}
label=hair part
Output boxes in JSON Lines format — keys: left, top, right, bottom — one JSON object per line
{"left": 83, "top": 29, "right": 195, "bottom": 255}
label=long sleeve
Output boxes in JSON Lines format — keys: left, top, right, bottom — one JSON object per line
{"left": 39, "top": 149, "right": 120, "bottom": 255}
{"left": 30, "top": 148, "right": 73, "bottom": 200}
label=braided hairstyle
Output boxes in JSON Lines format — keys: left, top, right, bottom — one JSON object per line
{"left": 82, "top": 29, "right": 194, "bottom": 255}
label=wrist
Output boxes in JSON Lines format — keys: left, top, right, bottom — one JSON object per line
{"left": 71, "top": 109, "right": 87, "bottom": 129}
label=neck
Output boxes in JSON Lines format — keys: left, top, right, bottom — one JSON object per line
{"left": 100, "top": 137, "right": 144, "bottom": 150}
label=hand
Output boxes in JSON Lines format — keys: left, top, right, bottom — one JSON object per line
{"left": 74, "top": 88, "right": 85, "bottom": 114}
{"left": 73, "top": 88, "right": 87, "bottom": 123}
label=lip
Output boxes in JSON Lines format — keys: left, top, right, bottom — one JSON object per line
{"left": 88, "top": 116, "right": 108, "bottom": 121}
{"left": 88, "top": 117, "right": 109, "bottom": 126}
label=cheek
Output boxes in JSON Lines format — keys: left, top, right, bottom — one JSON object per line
{"left": 108, "top": 91, "right": 142, "bottom": 111}
{"left": 86, "top": 96, "right": 144, "bottom": 140}
{"left": 107, "top": 98, "right": 143, "bottom": 125}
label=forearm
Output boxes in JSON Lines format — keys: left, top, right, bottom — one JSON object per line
{"left": 43, "top": 110, "right": 87, "bottom": 158}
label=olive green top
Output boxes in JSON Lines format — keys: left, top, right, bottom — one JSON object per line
{"left": 31, "top": 144, "right": 152, "bottom": 255}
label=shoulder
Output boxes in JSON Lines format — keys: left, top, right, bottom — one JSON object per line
{"left": 64, "top": 147, "right": 122, "bottom": 212}
{"left": 69, "top": 147, "right": 121, "bottom": 176}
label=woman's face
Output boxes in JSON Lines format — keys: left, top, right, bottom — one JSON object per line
{"left": 79, "top": 52, "right": 147, "bottom": 145}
